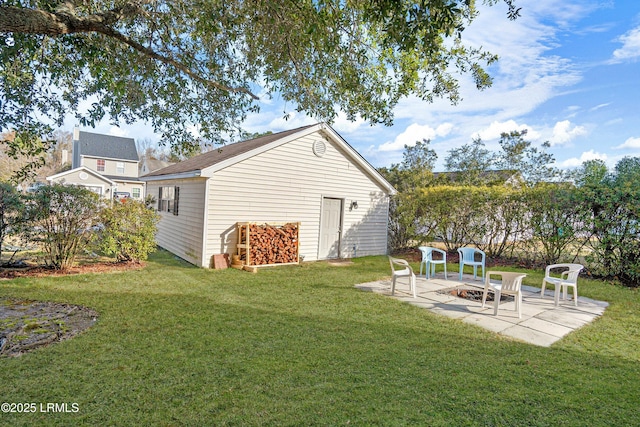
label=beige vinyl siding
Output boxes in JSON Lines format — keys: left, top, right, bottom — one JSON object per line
{"left": 205, "top": 131, "right": 390, "bottom": 262}
{"left": 48, "top": 170, "right": 112, "bottom": 197}
{"left": 147, "top": 178, "right": 207, "bottom": 266}
{"left": 50, "top": 170, "right": 109, "bottom": 187}
{"left": 81, "top": 157, "right": 139, "bottom": 178}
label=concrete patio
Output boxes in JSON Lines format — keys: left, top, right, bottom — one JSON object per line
{"left": 356, "top": 272, "right": 609, "bottom": 347}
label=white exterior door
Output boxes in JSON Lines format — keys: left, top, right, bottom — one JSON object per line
{"left": 319, "top": 197, "right": 343, "bottom": 259}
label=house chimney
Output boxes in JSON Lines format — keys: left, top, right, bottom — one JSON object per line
{"left": 73, "top": 126, "right": 79, "bottom": 141}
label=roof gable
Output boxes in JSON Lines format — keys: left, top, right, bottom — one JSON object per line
{"left": 144, "top": 125, "right": 315, "bottom": 177}
{"left": 141, "top": 123, "right": 395, "bottom": 194}
{"left": 46, "top": 166, "right": 116, "bottom": 185}
{"left": 77, "top": 131, "right": 139, "bottom": 161}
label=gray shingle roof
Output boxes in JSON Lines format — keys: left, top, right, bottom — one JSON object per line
{"left": 77, "top": 131, "right": 139, "bottom": 161}
{"left": 145, "top": 125, "right": 316, "bottom": 177}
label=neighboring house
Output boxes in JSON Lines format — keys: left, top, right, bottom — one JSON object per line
{"left": 139, "top": 158, "right": 175, "bottom": 176}
{"left": 141, "top": 123, "right": 396, "bottom": 268}
{"left": 47, "top": 129, "right": 144, "bottom": 199}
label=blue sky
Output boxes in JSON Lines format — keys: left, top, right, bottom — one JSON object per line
{"left": 72, "top": 0, "right": 640, "bottom": 172}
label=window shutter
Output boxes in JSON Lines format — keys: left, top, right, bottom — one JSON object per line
{"left": 158, "top": 187, "right": 162, "bottom": 211}
{"left": 173, "top": 186, "right": 179, "bottom": 216}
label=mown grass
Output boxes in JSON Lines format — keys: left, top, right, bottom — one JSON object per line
{"left": 1, "top": 250, "right": 639, "bottom": 426}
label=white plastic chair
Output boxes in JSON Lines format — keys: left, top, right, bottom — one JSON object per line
{"left": 457, "top": 247, "right": 486, "bottom": 281}
{"left": 541, "top": 263, "right": 584, "bottom": 307}
{"left": 389, "top": 256, "right": 417, "bottom": 298}
{"left": 482, "top": 271, "right": 527, "bottom": 318}
{"left": 418, "top": 246, "right": 447, "bottom": 279}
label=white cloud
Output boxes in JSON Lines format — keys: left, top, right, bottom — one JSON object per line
{"left": 381, "top": 0, "right": 584, "bottom": 148}
{"left": 589, "top": 103, "right": 610, "bottom": 112}
{"left": 267, "top": 112, "right": 316, "bottom": 130}
{"left": 559, "top": 150, "right": 608, "bottom": 169}
{"left": 473, "top": 120, "right": 540, "bottom": 141}
{"left": 614, "top": 136, "right": 640, "bottom": 149}
{"left": 612, "top": 26, "right": 640, "bottom": 62}
{"left": 549, "top": 120, "right": 587, "bottom": 146}
{"left": 605, "top": 118, "right": 623, "bottom": 126}
{"left": 331, "top": 112, "right": 366, "bottom": 133}
{"left": 377, "top": 123, "right": 452, "bottom": 152}
{"left": 108, "top": 126, "right": 128, "bottom": 137}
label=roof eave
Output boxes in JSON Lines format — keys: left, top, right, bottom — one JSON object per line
{"left": 139, "top": 170, "right": 204, "bottom": 181}
{"left": 46, "top": 166, "right": 118, "bottom": 185}
{"left": 140, "top": 123, "right": 397, "bottom": 196}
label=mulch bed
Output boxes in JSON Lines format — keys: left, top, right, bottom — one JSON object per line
{"left": 0, "top": 261, "right": 145, "bottom": 279}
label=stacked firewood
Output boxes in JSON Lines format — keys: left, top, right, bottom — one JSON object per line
{"left": 240, "top": 223, "right": 299, "bottom": 265}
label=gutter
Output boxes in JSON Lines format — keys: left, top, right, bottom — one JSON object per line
{"left": 139, "top": 170, "right": 203, "bottom": 181}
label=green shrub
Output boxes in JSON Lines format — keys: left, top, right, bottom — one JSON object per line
{"left": 473, "top": 186, "right": 528, "bottom": 258}
{"left": 523, "top": 183, "right": 586, "bottom": 265}
{"left": 30, "top": 184, "right": 100, "bottom": 270}
{"left": 98, "top": 199, "right": 159, "bottom": 262}
{"left": 0, "top": 181, "right": 29, "bottom": 264}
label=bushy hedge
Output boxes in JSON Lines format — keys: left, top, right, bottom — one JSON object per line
{"left": 98, "top": 198, "right": 159, "bottom": 263}
{"left": 0, "top": 182, "right": 30, "bottom": 264}
{"left": 30, "top": 184, "right": 101, "bottom": 269}
{"left": 389, "top": 179, "right": 640, "bottom": 286}
{"left": 0, "top": 182, "right": 159, "bottom": 270}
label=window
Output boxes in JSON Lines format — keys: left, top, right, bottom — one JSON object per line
{"left": 116, "top": 162, "right": 125, "bottom": 174}
{"left": 84, "top": 185, "right": 102, "bottom": 196}
{"left": 97, "top": 159, "right": 105, "bottom": 172}
{"left": 158, "top": 186, "right": 179, "bottom": 215}
{"left": 132, "top": 188, "right": 141, "bottom": 199}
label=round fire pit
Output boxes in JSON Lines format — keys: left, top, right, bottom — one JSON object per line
{"left": 437, "top": 286, "right": 514, "bottom": 303}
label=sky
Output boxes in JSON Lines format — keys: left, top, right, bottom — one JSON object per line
{"left": 69, "top": 0, "right": 640, "bottom": 172}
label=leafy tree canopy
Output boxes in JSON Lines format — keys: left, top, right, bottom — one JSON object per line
{"left": 400, "top": 139, "right": 438, "bottom": 172}
{"left": 442, "top": 130, "right": 561, "bottom": 186}
{"left": 1, "top": 0, "right": 519, "bottom": 176}
{"left": 444, "top": 137, "right": 494, "bottom": 185}
{"left": 494, "top": 130, "right": 561, "bottom": 186}
{"left": 613, "top": 156, "right": 640, "bottom": 188}
{"left": 379, "top": 139, "right": 438, "bottom": 190}
{"left": 572, "top": 159, "right": 608, "bottom": 188}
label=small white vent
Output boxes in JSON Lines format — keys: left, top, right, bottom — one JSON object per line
{"left": 312, "top": 140, "right": 327, "bottom": 157}
{"left": 79, "top": 172, "right": 88, "bottom": 180}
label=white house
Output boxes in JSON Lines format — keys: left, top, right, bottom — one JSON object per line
{"left": 141, "top": 123, "right": 396, "bottom": 268}
{"left": 47, "top": 130, "right": 144, "bottom": 199}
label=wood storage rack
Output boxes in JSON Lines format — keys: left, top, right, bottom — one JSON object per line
{"left": 236, "top": 222, "right": 300, "bottom": 267}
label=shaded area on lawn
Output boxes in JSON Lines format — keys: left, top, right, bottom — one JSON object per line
{"left": 1, "top": 250, "right": 639, "bottom": 425}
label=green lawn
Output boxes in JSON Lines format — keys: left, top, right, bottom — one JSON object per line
{"left": 1, "top": 250, "right": 639, "bottom": 426}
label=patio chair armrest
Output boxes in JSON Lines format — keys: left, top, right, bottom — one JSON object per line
{"left": 432, "top": 248, "right": 447, "bottom": 257}
{"left": 545, "top": 264, "right": 560, "bottom": 276}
